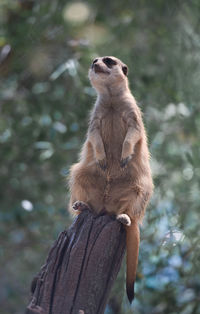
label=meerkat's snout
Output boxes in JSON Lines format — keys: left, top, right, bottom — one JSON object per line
{"left": 91, "top": 58, "right": 110, "bottom": 75}
{"left": 92, "top": 62, "right": 107, "bottom": 74}
{"left": 91, "top": 58, "right": 98, "bottom": 70}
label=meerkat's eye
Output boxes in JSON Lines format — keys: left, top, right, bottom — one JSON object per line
{"left": 103, "top": 57, "right": 117, "bottom": 68}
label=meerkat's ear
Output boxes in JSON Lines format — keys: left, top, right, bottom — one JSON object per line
{"left": 122, "top": 65, "right": 128, "bottom": 76}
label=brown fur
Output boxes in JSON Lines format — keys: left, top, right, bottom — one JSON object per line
{"left": 68, "top": 56, "right": 154, "bottom": 303}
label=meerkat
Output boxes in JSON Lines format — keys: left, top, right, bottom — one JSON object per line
{"left": 68, "top": 56, "right": 154, "bottom": 303}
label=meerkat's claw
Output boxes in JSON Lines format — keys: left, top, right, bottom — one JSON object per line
{"left": 97, "top": 158, "right": 107, "bottom": 171}
{"left": 72, "top": 201, "right": 90, "bottom": 212}
{"left": 120, "top": 155, "right": 132, "bottom": 168}
{"left": 116, "top": 214, "right": 131, "bottom": 226}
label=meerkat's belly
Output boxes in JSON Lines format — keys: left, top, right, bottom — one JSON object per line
{"left": 101, "top": 111, "right": 126, "bottom": 164}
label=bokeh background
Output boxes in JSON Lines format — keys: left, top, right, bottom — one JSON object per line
{"left": 1, "top": 1, "right": 200, "bottom": 313}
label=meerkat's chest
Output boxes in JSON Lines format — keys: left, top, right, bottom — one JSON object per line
{"left": 100, "top": 109, "right": 127, "bottom": 155}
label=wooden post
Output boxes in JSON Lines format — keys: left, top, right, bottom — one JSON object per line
{"left": 26, "top": 209, "right": 126, "bottom": 314}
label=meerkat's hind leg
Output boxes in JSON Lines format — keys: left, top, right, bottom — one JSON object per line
{"left": 72, "top": 200, "right": 90, "bottom": 212}
{"left": 116, "top": 214, "right": 131, "bottom": 226}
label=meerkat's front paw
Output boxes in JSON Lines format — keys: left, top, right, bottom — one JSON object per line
{"left": 116, "top": 214, "right": 131, "bottom": 226}
{"left": 72, "top": 201, "right": 90, "bottom": 212}
{"left": 120, "top": 155, "right": 132, "bottom": 168}
{"left": 97, "top": 158, "right": 107, "bottom": 171}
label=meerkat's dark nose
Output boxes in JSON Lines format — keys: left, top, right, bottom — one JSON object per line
{"left": 93, "top": 63, "right": 102, "bottom": 73}
{"left": 91, "top": 58, "right": 98, "bottom": 69}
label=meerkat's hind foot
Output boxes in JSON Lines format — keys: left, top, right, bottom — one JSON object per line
{"left": 72, "top": 201, "right": 90, "bottom": 212}
{"left": 116, "top": 214, "right": 131, "bottom": 226}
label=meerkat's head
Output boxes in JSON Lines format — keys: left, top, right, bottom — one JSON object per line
{"left": 88, "top": 56, "right": 128, "bottom": 95}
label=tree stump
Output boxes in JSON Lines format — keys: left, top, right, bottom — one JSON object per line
{"left": 26, "top": 209, "right": 126, "bottom": 314}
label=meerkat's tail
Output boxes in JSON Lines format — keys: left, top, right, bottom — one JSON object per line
{"left": 126, "top": 220, "right": 140, "bottom": 303}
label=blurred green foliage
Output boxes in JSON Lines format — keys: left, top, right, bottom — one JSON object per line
{"left": 0, "top": 1, "right": 200, "bottom": 313}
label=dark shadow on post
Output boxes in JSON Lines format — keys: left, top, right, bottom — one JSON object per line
{"left": 26, "top": 210, "right": 126, "bottom": 314}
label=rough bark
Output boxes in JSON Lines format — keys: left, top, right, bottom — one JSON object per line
{"left": 25, "top": 209, "right": 126, "bottom": 314}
